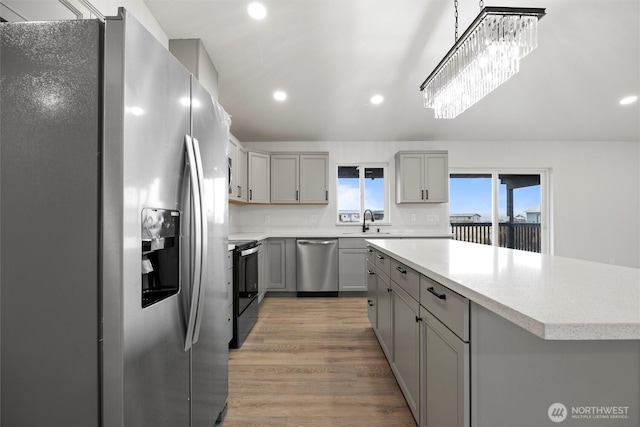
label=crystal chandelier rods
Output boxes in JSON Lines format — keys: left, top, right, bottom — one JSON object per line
{"left": 420, "top": 6, "right": 546, "bottom": 119}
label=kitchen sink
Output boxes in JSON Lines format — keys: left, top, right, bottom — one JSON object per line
{"left": 341, "top": 232, "right": 391, "bottom": 235}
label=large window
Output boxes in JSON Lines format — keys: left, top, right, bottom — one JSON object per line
{"left": 449, "top": 171, "right": 548, "bottom": 253}
{"left": 337, "top": 165, "right": 388, "bottom": 224}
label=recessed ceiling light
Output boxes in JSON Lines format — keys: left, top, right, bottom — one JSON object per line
{"left": 247, "top": 2, "right": 267, "bottom": 20}
{"left": 370, "top": 94, "right": 384, "bottom": 105}
{"left": 620, "top": 95, "right": 638, "bottom": 105}
{"left": 273, "top": 91, "right": 287, "bottom": 101}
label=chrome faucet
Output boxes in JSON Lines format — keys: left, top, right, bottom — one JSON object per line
{"left": 362, "top": 209, "right": 375, "bottom": 232}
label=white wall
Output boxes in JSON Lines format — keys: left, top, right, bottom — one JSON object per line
{"left": 232, "top": 140, "right": 640, "bottom": 268}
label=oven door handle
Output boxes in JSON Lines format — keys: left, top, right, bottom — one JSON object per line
{"left": 239, "top": 244, "right": 260, "bottom": 257}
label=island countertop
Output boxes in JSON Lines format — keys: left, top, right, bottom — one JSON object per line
{"left": 366, "top": 239, "right": 640, "bottom": 340}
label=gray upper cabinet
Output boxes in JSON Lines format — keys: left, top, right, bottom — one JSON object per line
{"left": 395, "top": 151, "right": 448, "bottom": 203}
{"left": 299, "top": 154, "right": 329, "bottom": 203}
{"left": 228, "top": 137, "right": 248, "bottom": 203}
{"left": 270, "top": 153, "right": 329, "bottom": 204}
{"left": 248, "top": 151, "right": 270, "bottom": 203}
{"left": 270, "top": 154, "right": 300, "bottom": 203}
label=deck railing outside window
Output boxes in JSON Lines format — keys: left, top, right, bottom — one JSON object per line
{"left": 451, "top": 222, "right": 541, "bottom": 253}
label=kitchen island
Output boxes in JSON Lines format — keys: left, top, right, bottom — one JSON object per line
{"left": 365, "top": 238, "right": 639, "bottom": 427}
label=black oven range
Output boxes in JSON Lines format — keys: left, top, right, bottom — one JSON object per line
{"left": 229, "top": 239, "right": 260, "bottom": 349}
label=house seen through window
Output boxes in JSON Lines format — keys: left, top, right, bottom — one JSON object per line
{"left": 337, "top": 165, "right": 388, "bottom": 224}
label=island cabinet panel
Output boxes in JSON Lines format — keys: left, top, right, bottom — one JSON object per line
{"left": 367, "top": 239, "right": 640, "bottom": 427}
{"left": 374, "top": 250, "right": 391, "bottom": 278}
{"left": 391, "top": 282, "right": 421, "bottom": 423}
{"left": 471, "top": 303, "right": 640, "bottom": 427}
{"left": 421, "top": 307, "right": 470, "bottom": 427}
{"left": 375, "top": 270, "right": 393, "bottom": 361}
{"left": 366, "top": 260, "right": 377, "bottom": 328}
{"left": 420, "top": 275, "right": 469, "bottom": 341}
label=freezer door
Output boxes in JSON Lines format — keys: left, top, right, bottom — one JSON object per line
{"left": 190, "top": 76, "right": 230, "bottom": 426}
{"left": 103, "top": 10, "right": 192, "bottom": 427}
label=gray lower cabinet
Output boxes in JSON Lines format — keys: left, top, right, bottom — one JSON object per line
{"left": 257, "top": 239, "right": 267, "bottom": 303}
{"left": 267, "top": 238, "right": 297, "bottom": 292}
{"left": 338, "top": 238, "right": 367, "bottom": 292}
{"left": 421, "top": 307, "right": 470, "bottom": 427}
{"left": 366, "top": 261, "right": 377, "bottom": 328}
{"left": 375, "top": 269, "right": 393, "bottom": 360}
{"left": 392, "top": 283, "right": 420, "bottom": 423}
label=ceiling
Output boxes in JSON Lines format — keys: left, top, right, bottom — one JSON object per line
{"left": 83, "top": 1, "right": 640, "bottom": 141}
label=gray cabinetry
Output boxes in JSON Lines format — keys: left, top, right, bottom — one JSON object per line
{"left": 270, "top": 154, "right": 299, "bottom": 203}
{"left": 270, "top": 153, "right": 329, "bottom": 204}
{"left": 228, "top": 137, "right": 248, "bottom": 203}
{"left": 248, "top": 151, "right": 270, "bottom": 203}
{"left": 419, "top": 274, "right": 470, "bottom": 427}
{"left": 421, "top": 307, "right": 469, "bottom": 427}
{"left": 366, "top": 260, "right": 377, "bottom": 328}
{"left": 299, "top": 154, "right": 329, "bottom": 203}
{"left": 267, "top": 238, "right": 297, "bottom": 292}
{"left": 257, "top": 239, "right": 267, "bottom": 303}
{"left": 338, "top": 238, "right": 367, "bottom": 292}
{"left": 395, "top": 151, "right": 449, "bottom": 203}
{"left": 267, "top": 239, "right": 286, "bottom": 290}
{"left": 392, "top": 282, "right": 420, "bottom": 422}
{"left": 376, "top": 268, "right": 393, "bottom": 360}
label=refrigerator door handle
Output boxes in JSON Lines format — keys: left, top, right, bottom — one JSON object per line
{"left": 190, "top": 136, "right": 208, "bottom": 345}
{"left": 184, "top": 135, "right": 204, "bottom": 352}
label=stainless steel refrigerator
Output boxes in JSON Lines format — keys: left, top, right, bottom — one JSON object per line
{"left": 0, "top": 9, "right": 229, "bottom": 426}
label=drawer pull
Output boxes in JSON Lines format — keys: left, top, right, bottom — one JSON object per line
{"left": 387, "top": 288, "right": 392, "bottom": 293}
{"left": 367, "top": 300, "right": 374, "bottom": 307}
{"left": 427, "top": 286, "right": 447, "bottom": 300}
{"left": 395, "top": 266, "right": 407, "bottom": 274}
{"left": 415, "top": 316, "right": 423, "bottom": 323}
{"left": 366, "top": 248, "right": 373, "bottom": 252}
{"left": 367, "top": 270, "right": 376, "bottom": 275}
{"left": 377, "top": 254, "right": 385, "bottom": 260}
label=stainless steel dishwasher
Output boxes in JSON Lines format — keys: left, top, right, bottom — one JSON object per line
{"left": 296, "top": 239, "right": 339, "bottom": 296}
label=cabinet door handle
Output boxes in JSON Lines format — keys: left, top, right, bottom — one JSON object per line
{"left": 427, "top": 286, "right": 447, "bottom": 300}
{"left": 395, "top": 266, "right": 407, "bottom": 274}
{"left": 366, "top": 248, "right": 373, "bottom": 253}
{"left": 415, "top": 316, "right": 423, "bottom": 323}
{"left": 425, "top": 189, "right": 429, "bottom": 200}
{"left": 367, "top": 300, "right": 374, "bottom": 307}
{"left": 367, "top": 270, "right": 376, "bottom": 275}
{"left": 249, "top": 189, "right": 253, "bottom": 200}
{"left": 325, "top": 190, "right": 328, "bottom": 201}
{"left": 421, "top": 189, "right": 424, "bottom": 200}
{"left": 377, "top": 254, "right": 384, "bottom": 260}
{"left": 387, "top": 288, "right": 392, "bottom": 293}
{"left": 237, "top": 185, "right": 241, "bottom": 197}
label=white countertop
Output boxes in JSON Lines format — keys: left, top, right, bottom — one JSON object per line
{"left": 229, "top": 230, "right": 453, "bottom": 241}
{"left": 366, "top": 239, "right": 640, "bottom": 341}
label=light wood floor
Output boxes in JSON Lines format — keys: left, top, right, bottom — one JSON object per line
{"left": 223, "top": 296, "right": 416, "bottom": 427}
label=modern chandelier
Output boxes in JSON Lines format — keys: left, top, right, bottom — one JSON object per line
{"left": 420, "top": 2, "right": 546, "bottom": 119}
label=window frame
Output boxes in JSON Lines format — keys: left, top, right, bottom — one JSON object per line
{"left": 449, "top": 168, "right": 552, "bottom": 254}
{"left": 335, "top": 162, "right": 390, "bottom": 226}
